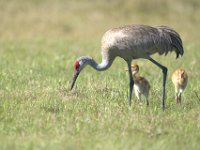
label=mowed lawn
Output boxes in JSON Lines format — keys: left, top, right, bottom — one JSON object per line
{"left": 0, "top": 0, "right": 200, "bottom": 150}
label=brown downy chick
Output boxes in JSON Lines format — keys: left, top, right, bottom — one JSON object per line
{"left": 131, "top": 64, "right": 150, "bottom": 106}
{"left": 172, "top": 68, "right": 188, "bottom": 104}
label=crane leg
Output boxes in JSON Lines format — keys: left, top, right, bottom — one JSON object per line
{"left": 148, "top": 57, "right": 168, "bottom": 111}
{"left": 127, "top": 62, "right": 134, "bottom": 106}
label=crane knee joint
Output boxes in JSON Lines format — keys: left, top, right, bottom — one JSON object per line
{"left": 162, "top": 67, "right": 168, "bottom": 75}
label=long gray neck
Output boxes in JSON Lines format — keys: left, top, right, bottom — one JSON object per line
{"left": 78, "top": 56, "right": 115, "bottom": 71}
{"left": 89, "top": 58, "right": 113, "bottom": 71}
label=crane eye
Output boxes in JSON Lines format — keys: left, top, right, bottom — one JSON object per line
{"left": 74, "top": 60, "right": 80, "bottom": 71}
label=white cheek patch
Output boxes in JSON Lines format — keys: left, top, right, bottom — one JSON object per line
{"left": 79, "top": 60, "right": 83, "bottom": 66}
{"left": 78, "top": 60, "right": 86, "bottom": 72}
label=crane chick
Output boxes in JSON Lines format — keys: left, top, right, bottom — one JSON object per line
{"left": 171, "top": 68, "right": 188, "bottom": 104}
{"left": 131, "top": 64, "right": 150, "bottom": 106}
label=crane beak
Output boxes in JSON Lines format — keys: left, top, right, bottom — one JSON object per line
{"left": 70, "top": 71, "right": 79, "bottom": 90}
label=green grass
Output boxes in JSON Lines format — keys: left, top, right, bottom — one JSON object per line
{"left": 0, "top": 0, "right": 200, "bottom": 150}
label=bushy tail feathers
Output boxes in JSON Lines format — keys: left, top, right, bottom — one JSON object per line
{"left": 157, "top": 26, "right": 184, "bottom": 58}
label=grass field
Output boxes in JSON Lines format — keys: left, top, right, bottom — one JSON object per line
{"left": 0, "top": 0, "right": 200, "bottom": 150}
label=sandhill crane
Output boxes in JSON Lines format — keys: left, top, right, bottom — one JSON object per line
{"left": 70, "top": 24, "right": 184, "bottom": 111}
{"left": 131, "top": 64, "right": 150, "bottom": 106}
{"left": 172, "top": 68, "right": 188, "bottom": 104}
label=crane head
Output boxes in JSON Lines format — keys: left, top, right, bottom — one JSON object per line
{"left": 70, "top": 56, "right": 93, "bottom": 90}
{"left": 70, "top": 60, "right": 81, "bottom": 90}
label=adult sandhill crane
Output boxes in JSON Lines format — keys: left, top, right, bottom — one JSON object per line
{"left": 131, "top": 64, "right": 150, "bottom": 106}
{"left": 171, "top": 68, "right": 188, "bottom": 104}
{"left": 70, "top": 24, "right": 184, "bottom": 111}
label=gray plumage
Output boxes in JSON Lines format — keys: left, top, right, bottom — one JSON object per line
{"left": 101, "top": 24, "right": 183, "bottom": 62}
{"left": 70, "top": 24, "right": 184, "bottom": 111}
